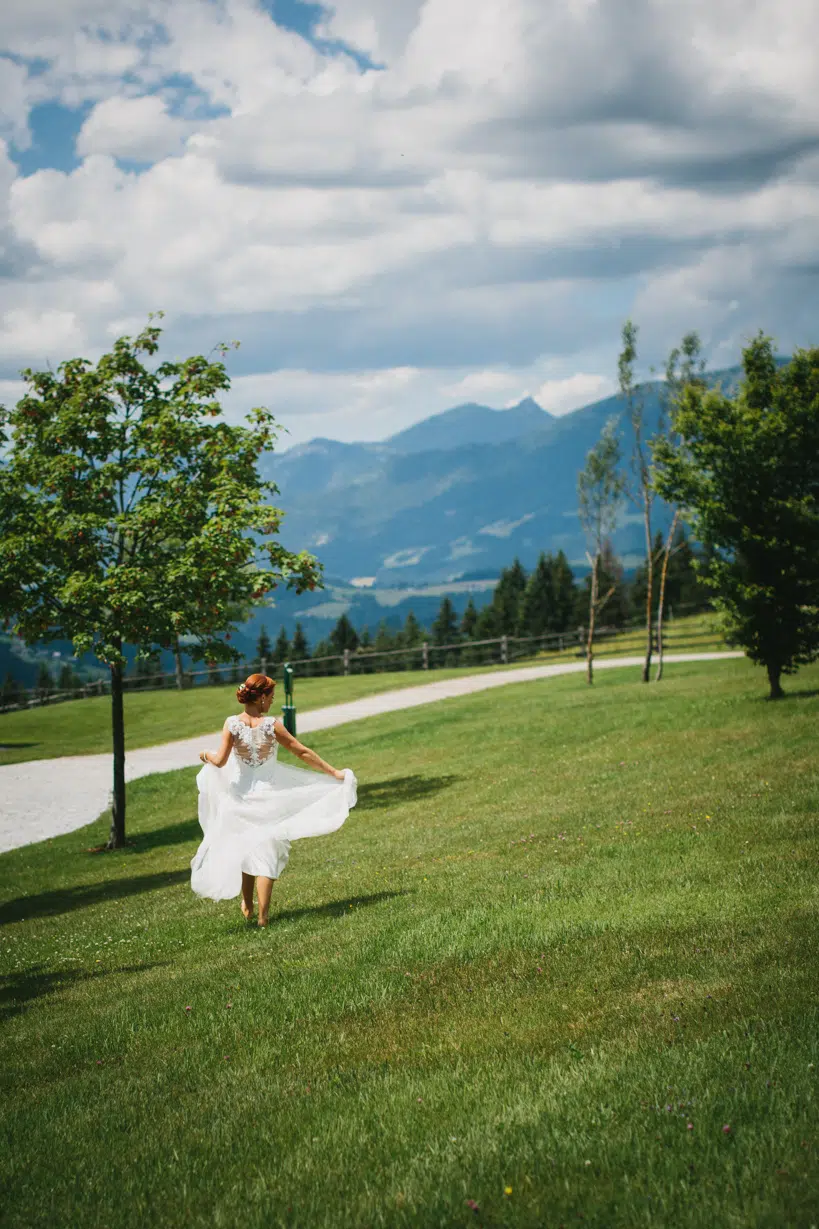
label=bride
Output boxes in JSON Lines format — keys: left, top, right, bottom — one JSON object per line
{"left": 191, "top": 673, "right": 357, "bottom": 926}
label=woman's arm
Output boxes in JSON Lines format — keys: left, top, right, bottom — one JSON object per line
{"left": 274, "top": 721, "right": 344, "bottom": 780}
{"left": 199, "top": 720, "right": 234, "bottom": 768}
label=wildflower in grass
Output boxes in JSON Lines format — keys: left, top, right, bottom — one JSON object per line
{"left": 722, "top": 1125, "right": 731, "bottom": 1133}
{"left": 687, "top": 1123, "right": 694, "bottom": 1130}
{"left": 466, "top": 1199, "right": 479, "bottom": 1212}
{"left": 185, "top": 1006, "right": 192, "bottom": 1012}
{"left": 504, "top": 1187, "right": 512, "bottom": 1196}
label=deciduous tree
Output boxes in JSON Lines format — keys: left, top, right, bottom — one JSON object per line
{"left": 0, "top": 317, "right": 320, "bottom": 847}
{"left": 654, "top": 334, "right": 819, "bottom": 699}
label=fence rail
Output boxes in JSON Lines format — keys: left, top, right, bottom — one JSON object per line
{"left": 1, "top": 607, "right": 722, "bottom": 714}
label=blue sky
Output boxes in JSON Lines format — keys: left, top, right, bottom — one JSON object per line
{"left": 1, "top": 0, "right": 817, "bottom": 446}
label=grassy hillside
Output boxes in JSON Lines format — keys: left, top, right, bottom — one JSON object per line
{"left": 1, "top": 657, "right": 817, "bottom": 1227}
{"left": 0, "top": 614, "right": 729, "bottom": 765}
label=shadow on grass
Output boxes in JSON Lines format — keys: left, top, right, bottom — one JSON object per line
{"left": 0, "top": 869, "right": 190, "bottom": 926}
{"left": 0, "top": 742, "right": 40, "bottom": 750}
{"left": 0, "top": 960, "right": 170, "bottom": 1022}
{"left": 224, "top": 891, "right": 409, "bottom": 935}
{"left": 127, "top": 817, "right": 201, "bottom": 854}
{"left": 356, "top": 775, "right": 461, "bottom": 811}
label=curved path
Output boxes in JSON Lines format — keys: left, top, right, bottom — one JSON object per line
{"left": 0, "top": 652, "right": 742, "bottom": 853}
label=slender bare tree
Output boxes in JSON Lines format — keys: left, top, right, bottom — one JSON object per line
{"left": 618, "top": 320, "right": 655, "bottom": 682}
{"left": 577, "top": 418, "right": 625, "bottom": 684}
{"left": 653, "top": 332, "right": 707, "bottom": 680}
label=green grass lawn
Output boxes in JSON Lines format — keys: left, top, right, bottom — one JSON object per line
{"left": 1, "top": 657, "right": 816, "bottom": 1227}
{"left": 0, "top": 613, "right": 729, "bottom": 765}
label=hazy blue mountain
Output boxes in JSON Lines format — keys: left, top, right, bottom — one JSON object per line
{"left": 263, "top": 364, "right": 759, "bottom": 592}
{"left": 386, "top": 397, "right": 551, "bottom": 454}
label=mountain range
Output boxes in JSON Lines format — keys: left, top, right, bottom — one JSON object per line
{"left": 261, "top": 366, "right": 752, "bottom": 594}
{"left": 0, "top": 360, "right": 772, "bottom": 681}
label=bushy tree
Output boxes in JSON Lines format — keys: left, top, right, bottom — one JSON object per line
{"left": 460, "top": 597, "right": 478, "bottom": 639}
{"left": 431, "top": 596, "right": 459, "bottom": 646}
{"left": 519, "top": 553, "right": 555, "bottom": 637}
{"left": 551, "top": 550, "right": 577, "bottom": 634}
{"left": 374, "top": 620, "right": 396, "bottom": 666}
{"left": 291, "top": 622, "right": 309, "bottom": 660}
{"left": 274, "top": 626, "right": 290, "bottom": 665}
{"left": 329, "top": 613, "right": 359, "bottom": 655}
{"left": 402, "top": 610, "right": 423, "bottom": 646}
{"left": 35, "top": 661, "right": 54, "bottom": 696}
{"left": 58, "top": 662, "right": 79, "bottom": 692}
{"left": 654, "top": 334, "right": 819, "bottom": 698}
{"left": 474, "top": 603, "right": 499, "bottom": 639}
{"left": 491, "top": 558, "right": 527, "bottom": 635}
{"left": 256, "top": 624, "right": 272, "bottom": 667}
{"left": 0, "top": 317, "right": 320, "bottom": 846}
{"left": 2, "top": 671, "right": 22, "bottom": 707}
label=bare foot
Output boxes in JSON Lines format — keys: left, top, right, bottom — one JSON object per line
{"left": 257, "top": 917, "right": 269, "bottom": 928}
{"left": 241, "top": 901, "right": 254, "bottom": 921}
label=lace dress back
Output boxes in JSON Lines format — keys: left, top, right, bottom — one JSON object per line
{"left": 227, "top": 715, "right": 279, "bottom": 768}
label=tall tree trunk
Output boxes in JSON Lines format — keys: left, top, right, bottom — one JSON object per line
{"left": 766, "top": 661, "right": 784, "bottom": 700}
{"left": 107, "top": 657, "right": 127, "bottom": 849}
{"left": 642, "top": 501, "right": 653, "bottom": 683}
{"left": 654, "top": 509, "right": 680, "bottom": 683}
{"left": 586, "top": 554, "right": 598, "bottom": 685}
{"left": 174, "top": 639, "right": 185, "bottom": 690}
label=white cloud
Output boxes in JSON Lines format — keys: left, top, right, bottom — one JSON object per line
{"left": 0, "top": 0, "right": 817, "bottom": 444}
{"left": 0, "top": 307, "right": 85, "bottom": 361}
{"left": 77, "top": 95, "right": 192, "bottom": 161}
{"left": 532, "top": 373, "right": 615, "bottom": 414}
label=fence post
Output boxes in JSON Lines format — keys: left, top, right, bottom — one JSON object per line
{"left": 501, "top": 634, "right": 508, "bottom": 665}
{"left": 343, "top": 648, "right": 350, "bottom": 676}
{"left": 422, "top": 641, "right": 429, "bottom": 670}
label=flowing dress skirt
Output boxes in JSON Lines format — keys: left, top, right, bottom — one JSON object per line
{"left": 191, "top": 761, "right": 357, "bottom": 901}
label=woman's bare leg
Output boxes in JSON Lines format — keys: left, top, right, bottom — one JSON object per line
{"left": 257, "top": 876, "right": 275, "bottom": 927}
{"left": 241, "top": 873, "right": 255, "bottom": 920}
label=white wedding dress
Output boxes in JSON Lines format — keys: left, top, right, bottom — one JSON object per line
{"left": 190, "top": 715, "right": 357, "bottom": 901}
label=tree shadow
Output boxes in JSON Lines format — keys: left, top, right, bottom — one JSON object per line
{"left": 0, "top": 960, "right": 170, "bottom": 1022}
{"left": 0, "top": 742, "right": 40, "bottom": 750}
{"left": 753, "top": 688, "right": 819, "bottom": 704}
{"left": 0, "top": 869, "right": 190, "bottom": 926}
{"left": 356, "top": 775, "right": 462, "bottom": 811}
{"left": 126, "top": 817, "right": 201, "bottom": 854}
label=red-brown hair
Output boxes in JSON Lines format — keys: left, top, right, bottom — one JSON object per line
{"left": 236, "top": 673, "right": 275, "bottom": 704}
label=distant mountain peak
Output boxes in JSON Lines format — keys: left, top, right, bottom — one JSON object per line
{"left": 383, "top": 396, "right": 551, "bottom": 455}
{"left": 509, "top": 395, "right": 550, "bottom": 415}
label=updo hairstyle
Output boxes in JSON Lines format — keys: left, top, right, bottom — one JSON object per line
{"left": 236, "top": 673, "right": 276, "bottom": 705}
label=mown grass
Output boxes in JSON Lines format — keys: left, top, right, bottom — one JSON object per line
{"left": 3, "top": 658, "right": 816, "bottom": 1229}
{"left": 0, "top": 613, "right": 727, "bottom": 765}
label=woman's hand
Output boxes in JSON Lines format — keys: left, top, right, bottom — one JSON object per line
{"left": 199, "top": 751, "right": 209, "bottom": 765}
{"left": 333, "top": 769, "right": 345, "bottom": 781}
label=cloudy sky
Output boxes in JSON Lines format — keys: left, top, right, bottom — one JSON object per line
{"left": 1, "top": 0, "right": 817, "bottom": 447}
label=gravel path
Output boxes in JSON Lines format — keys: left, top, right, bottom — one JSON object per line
{"left": 0, "top": 652, "right": 742, "bottom": 853}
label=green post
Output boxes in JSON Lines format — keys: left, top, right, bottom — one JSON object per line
{"left": 281, "top": 662, "right": 296, "bottom": 736}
